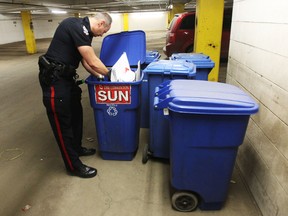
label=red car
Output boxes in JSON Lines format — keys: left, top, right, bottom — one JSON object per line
{"left": 163, "top": 9, "right": 232, "bottom": 61}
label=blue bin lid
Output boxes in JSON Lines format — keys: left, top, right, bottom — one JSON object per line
{"left": 155, "top": 80, "right": 259, "bottom": 115}
{"left": 170, "top": 53, "right": 209, "bottom": 61}
{"left": 145, "top": 50, "right": 161, "bottom": 64}
{"left": 170, "top": 53, "right": 215, "bottom": 69}
{"left": 143, "top": 59, "right": 196, "bottom": 78}
{"left": 100, "top": 30, "right": 146, "bottom": 67}
{"left": 155, "top": 80, "right": 242, "bottom": 96}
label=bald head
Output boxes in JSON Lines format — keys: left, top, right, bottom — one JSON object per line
{"left": 89, "top": 12, "right": 112, "bottom": 37}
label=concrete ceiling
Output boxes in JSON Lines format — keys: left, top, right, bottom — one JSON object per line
{"left": 0, "top": 0, "right": 233, "bottom": 16}
{"left": 0, "top": 0, "right": 190, "bottom": 15}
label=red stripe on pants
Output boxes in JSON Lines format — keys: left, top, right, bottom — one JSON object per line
{"left": 50, "top": 86, "right": 74, "bottom": 171}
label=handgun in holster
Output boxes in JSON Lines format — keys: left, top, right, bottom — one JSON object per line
{"left": 38, "top": 55, "right": 51, "bottom": 69}
{"left": 38, "top": 55, "right": 58, "bottom": 86}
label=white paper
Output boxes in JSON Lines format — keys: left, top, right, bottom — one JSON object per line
{"left": 122, "top": 70, "right": 135, "bottom": 82}
{"left": 135, "top": 61, "right": 141, "bottom": 81}
{"left": 110, "top": 52, "right": 140, "bottom": 82}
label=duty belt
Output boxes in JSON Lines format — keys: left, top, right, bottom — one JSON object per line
{"left": 39, "top": 55, "right": 77, "bottom": 79}
{"left": 49, "top": 59, "right": 77, "bottom": 78}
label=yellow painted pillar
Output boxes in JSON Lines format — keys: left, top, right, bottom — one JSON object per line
{"left": 168, "top": 3, "right": 185, "bottom": 24}
{"left": 123, "top": 13, "right": 129, "bottom": 31}
{"left": 194, "top": 0, "right": 224, "bottom": 81}
{"left": 74, "top": 13, "right": 81, "bottom": 18}
{"left": 21, "top": 11, "right": 37, "bottom": 54}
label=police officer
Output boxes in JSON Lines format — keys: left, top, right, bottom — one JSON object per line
{"left": 38, "top": 12, "right": 112, "bottom": 178}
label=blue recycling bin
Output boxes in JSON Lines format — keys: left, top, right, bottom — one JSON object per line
{"left": 140, "top": 50, "right": 161, "bottom": 128}
{"left": 170, "top": 53, "right": 214, "bottom": 80}
{"left": 141, "top": 60, "right": 196, "bottom": 163}
{"left": 154, "top": 80, "right": 259, "bottom": 211}
{"left": 86, "top": 30, "right": 146, "bottom": 161}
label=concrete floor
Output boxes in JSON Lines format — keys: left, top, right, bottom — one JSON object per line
{"left": 0, "top": 31, "right": 262, "bottom": 216}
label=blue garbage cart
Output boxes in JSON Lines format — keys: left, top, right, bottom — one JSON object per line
{"left": 140, "top": 50, "right": 161, "bottom": 128}
{"left": 170, "top": 53, "right": 214, "bottom": 80}
{"left": 86, "top": 30, "right": 146, "bottom": 160}
{"left": 142, "top": 60, "right": 196, "bottom": 163}
{"left": 154, "top": 80, "right": 259, "bottom": 211}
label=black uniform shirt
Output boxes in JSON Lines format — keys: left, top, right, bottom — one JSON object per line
{"left": 45, "top": 16, "right": 93, "bottom": 68}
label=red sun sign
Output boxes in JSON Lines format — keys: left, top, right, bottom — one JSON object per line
{"left": 95, "top": 84, "right": 131, "bottom": 104}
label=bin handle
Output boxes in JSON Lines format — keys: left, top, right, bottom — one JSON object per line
{"left": 155, "top": 89, "right": 172, "bottom": 98}
{"left": 154, "top": 96, "right": 159, "bottom": 108}
{"left": 155, "top": 80, "right": 172, "bottom": 95}
{"left": 155, "top": 87, "right": 160, "bottom": 95}
{"left": 154, "top": 95, "right": 173, "bottom": 110}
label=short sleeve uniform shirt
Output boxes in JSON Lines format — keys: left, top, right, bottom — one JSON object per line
{"left": 45, "top": 16, "right": 93, "bottom": 68}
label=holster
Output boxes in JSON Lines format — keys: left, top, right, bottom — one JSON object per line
{"left": 38, "top": 55, "right": 51, "bottom": 69}
{"left": 38, "top": 55, "right": 77, "bottom": 86}
{"left": 38, "top": 55, "right": 57, "bottom": 86}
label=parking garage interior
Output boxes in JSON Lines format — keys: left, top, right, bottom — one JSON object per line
{"left": 0, "top": 1, "right": 287, "bottom": 216}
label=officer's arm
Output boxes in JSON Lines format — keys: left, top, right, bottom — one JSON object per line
{"left": 81, "top": 59, "right": 103, "bottom": 78}
{"left": 78, "top": 45, "right": 109, "bottom": 76}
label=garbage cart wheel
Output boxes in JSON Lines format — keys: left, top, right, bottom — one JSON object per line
{"left": 172, "top": 191, "right": 198, "bottom": 212}
{"left": 142, "top": 143, "right": 152, "bottom": 164}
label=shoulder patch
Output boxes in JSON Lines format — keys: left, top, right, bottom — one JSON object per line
{"left": 83, "top": 25, "right": 89, "bottom": 35}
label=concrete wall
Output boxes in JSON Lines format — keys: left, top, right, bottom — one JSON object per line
{"left": 33, "top": 16, "right": 66, "bottom": 39}
{"left": 0, "top": 12, "right": 167, "bottom": 45}
{"left": 0, "top": 14, "right": 24, "bottom": 44}
{"left": 227, "top": 0, "right": 288, "bottom": 216}
{"left": 129, "top": 12, "right": 167, "bottom": 31}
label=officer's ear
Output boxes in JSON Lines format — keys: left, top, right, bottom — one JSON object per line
{"left": 100, "top": 20, "right": 106, "bottom": 27}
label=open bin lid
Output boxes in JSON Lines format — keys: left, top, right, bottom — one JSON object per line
{"left": 154, "top": 80, "right": 259, "bottom": 115}
{"left": 143, "top": 59, "right": 196, "bottom": 78}
{"left": 100, "top": 30, "right": 146, "bottom": 67}
{"left": 170, "top": 53, "right": 214, "bottom": 69}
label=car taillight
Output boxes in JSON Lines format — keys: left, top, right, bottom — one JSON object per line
{"left": 168, "top": 33, "right": 175, "bottom": 43}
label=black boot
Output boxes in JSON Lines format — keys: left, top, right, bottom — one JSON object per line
{"left": 68, "top": 164, "right": 97, "bottom": 178}
{"left": 78, "top": 147, "right": 96, "bottom": 156}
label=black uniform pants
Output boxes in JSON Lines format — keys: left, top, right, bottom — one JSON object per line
{"left": 39, "top": 71, "right": 84, "bottom": 172}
